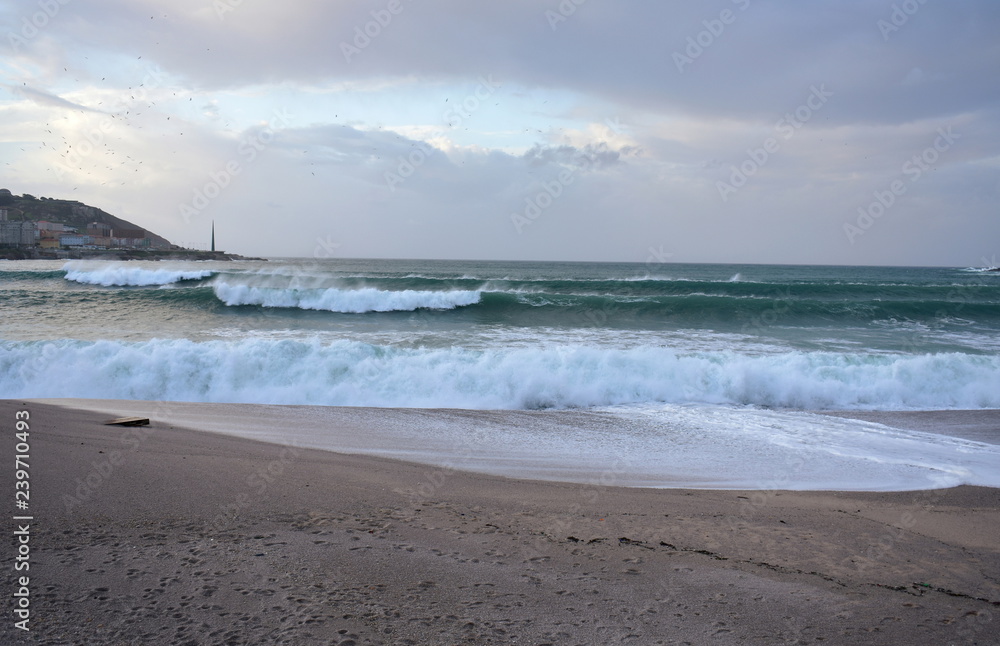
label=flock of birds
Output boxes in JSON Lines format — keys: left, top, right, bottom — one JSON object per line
{"left": 36, "top": 68, "right": 189, "bottom": 187}
{"left": 32, "top": 79, "right": 514, "bottom": 190}
{"left": 20, "top": 12, "right": 527, "bottom": 194}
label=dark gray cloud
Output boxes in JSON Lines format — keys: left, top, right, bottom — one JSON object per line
{"left": 27, "top": 0, "right": 993, "bottom": 125}
{"left": 521, "top": 142, "right": 638, "bottom": 170}
{"left": 3, "top": 0, "right": 998, "bottom": 264}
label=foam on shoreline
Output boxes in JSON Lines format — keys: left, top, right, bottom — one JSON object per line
{"left": 29, "top": 399, "right": 1000, "bottom": 492}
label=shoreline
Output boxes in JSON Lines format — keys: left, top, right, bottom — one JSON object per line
{"left": 0, "top": 249, "right": 264, "bottom": 261}
{"left": 821, "top": 409, "right": 1000, "bottom": 445}
{"left": 26, "top": 398, "right": 1000, "bottom": 492}
{"left": 2, "top": 399, "right": 997, "bottom": 644}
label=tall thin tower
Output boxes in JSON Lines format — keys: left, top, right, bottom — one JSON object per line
{"left": 211, "top": 221, "right": 215, "bottom": 252}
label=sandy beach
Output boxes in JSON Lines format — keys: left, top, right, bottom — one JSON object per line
{"left": 2, "top": 399, "right": 998, "bottom": 645}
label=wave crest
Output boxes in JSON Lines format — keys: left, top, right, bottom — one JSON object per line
{"left": 212, "top": 283, "right": 481, "bottom": 313}
{"left": 3, "top": 339, "right": 998, "bottom": 410}
{"left": 63, "top": 262, "right": 215, "bottom": 286}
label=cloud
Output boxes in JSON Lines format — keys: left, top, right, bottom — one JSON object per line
{"left": 2, "top": 0, "right": 999, "bottom": 265}
{"left": 521, "top": 142, "right": 637, "bottom": 170}
{"left": 9, "top": 85, "right": 99, "bottom": 113}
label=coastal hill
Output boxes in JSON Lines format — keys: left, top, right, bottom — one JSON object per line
{"left": 0, "top": 189, "right": 172, "bottom": 246}
{"left": 0, "top": 189, "right": 253, "bottom": 260}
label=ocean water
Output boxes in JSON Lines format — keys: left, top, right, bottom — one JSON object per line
{"left": 3, "top": 258, "right": 999, "bottom": 490}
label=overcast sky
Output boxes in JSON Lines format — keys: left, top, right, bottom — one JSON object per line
{"left": 1, "top": 0, "right": 998, "bottom": 265}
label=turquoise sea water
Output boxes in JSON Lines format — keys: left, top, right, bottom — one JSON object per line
{"left": 2, "top": 258, "right": 999, "bottom": 489}
{"left": 2, "top": 258, "right": 999, "bottom": 408}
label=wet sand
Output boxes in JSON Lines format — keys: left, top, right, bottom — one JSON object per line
{"left": 823, "top": 409, "right": 1000, "bottom": 445}
{"left": 30, "top": 399, "right": 1000, "bottom": 490}
{"left": 2, "top": 399, "right": 997, "bottom": 645}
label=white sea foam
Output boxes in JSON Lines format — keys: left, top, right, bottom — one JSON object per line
{"left": 63, "top": 262, "right": 214, "bottom": 286}
{"left": 42, "top": 399, "right": 1000, "bottom": 491}
{"left": 212, "top": 283, "right": 481, "bottom": 313}
{"left": 3, "top": 339, "right": 999, "bottom": 411}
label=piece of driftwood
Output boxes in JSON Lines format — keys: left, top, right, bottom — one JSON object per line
{"left": 104, "top": 417, "right": 150, "bottom": 427}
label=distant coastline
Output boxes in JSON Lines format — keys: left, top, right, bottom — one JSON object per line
{"left": 0, "top": 247, "right": 264, "bottom": 261}
{"left": 1, "top": 189, "right": 261, "bottom": 261}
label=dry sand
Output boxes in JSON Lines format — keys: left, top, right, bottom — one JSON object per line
{"left": 1, "top": 399, "right": 997, "bottom": 645}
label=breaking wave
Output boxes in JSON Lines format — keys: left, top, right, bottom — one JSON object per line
{"left": 212, "top": 283, "right": 482, "bottom": 313}
{"left": 3, "top": 338, "right": 999, "bottom": 410}
{"left": 63, "top": 262, "right": 215, "bottom": 287}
